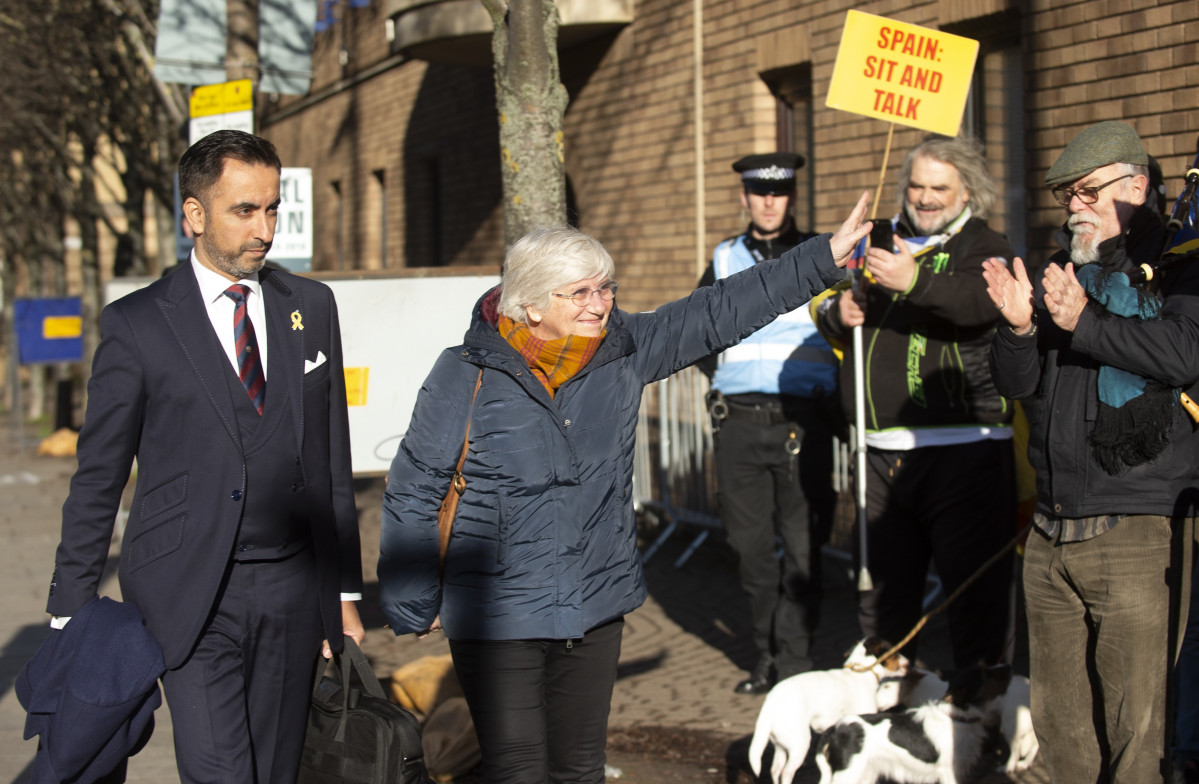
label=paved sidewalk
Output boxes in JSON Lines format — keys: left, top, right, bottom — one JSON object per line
{"left": 0, "top": 427, "right": 1045, "bottom": 783}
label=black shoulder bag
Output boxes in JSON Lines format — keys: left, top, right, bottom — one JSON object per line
{"left": 298, "top": 637, "right": 434, "bottom": 784}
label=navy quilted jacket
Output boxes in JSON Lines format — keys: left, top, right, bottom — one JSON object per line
{"left": 378, "top": 235, "right": 846, "bottom": 640}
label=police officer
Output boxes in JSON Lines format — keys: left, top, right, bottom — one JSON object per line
{"left": 698, "top": 152, "right": 840, "bottom": 694}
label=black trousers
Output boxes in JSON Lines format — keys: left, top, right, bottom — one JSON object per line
{"left": 449, "top": 617, "right": 624, "bottom": 784}
{"left": 714, "top": 397, "right": 836, "bottom": 677}
{"left": 856, "top": 440, "right": 1016, "bottom": 668}
{"left": 160, "top": 548, "right": 323, "bottom": 784}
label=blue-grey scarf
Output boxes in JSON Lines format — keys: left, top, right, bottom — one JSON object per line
{"left": 1075, "top": 263, "right": 1176, "bottom": 474}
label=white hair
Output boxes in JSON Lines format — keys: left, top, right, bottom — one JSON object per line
{"left": 498, "top": 227, "right": 616, "bottom": 322}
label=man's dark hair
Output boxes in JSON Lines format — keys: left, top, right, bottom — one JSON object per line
{"left": 178, "top": 130, "right": 282, "bottom": 205}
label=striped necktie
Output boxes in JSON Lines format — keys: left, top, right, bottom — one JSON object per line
{"left": 222, "top": 284, "right": 266, "bottom": 415}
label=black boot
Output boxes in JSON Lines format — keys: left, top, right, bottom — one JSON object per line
{"left": 733, "top": 655, "right": 775, "bottom": 695}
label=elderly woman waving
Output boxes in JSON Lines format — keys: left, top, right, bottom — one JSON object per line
{"left": 379, "top": 192, "right": 872, "bottom": 784}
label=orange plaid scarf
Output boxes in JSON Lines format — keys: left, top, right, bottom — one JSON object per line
{"left": 498, "top": 315, "right": 605, "bottom": 398}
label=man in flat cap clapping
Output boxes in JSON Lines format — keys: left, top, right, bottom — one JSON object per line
{"left": 986, "top": 120, "right": 1199, "bottom": 782}
{"left": 697, "top": 152, "right": 839, "bottom": 694}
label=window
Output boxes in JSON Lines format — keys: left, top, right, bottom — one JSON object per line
{"left": 763, "top": 64, "right": 815, "bottom": 232}
{"left": 405, "top": 155, "right": 443, "bottom": 267}
{"left": 372, "top": 169, "right": 387, "bottom": 268}
{"left": 329, "top": 180, "right": 344, "bottom": 271}
{"left": 952, "top": 13, "right": 1026, "bottom": 259}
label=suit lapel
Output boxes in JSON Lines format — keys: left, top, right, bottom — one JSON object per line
{"left": 156, "top": 266, "right": 243, "bottom": 449}
{"left": 262, "top": 269, "right": 304, "bottom": 455}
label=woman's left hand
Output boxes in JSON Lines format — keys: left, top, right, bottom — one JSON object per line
{"left": 829, "top": 191, "right": 873, "bottom": 267}
{"left": 416, "top": 615, "right": 443, "bottom": 639}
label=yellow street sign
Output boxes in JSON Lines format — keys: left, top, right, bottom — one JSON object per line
{"left": 189, "top": 79, "right": 254, "bottom": 119}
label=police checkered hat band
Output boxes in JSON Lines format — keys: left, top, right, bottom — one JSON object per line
{"left": 731, "top": 153, "right": 804, "bottom": 194}
{"left": 740, "top": 165, "right": 795, "bottom": 181}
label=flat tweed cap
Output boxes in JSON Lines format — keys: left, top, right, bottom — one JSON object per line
{"left": 1045, "top": 121, "right": 1148, "bottom": 186}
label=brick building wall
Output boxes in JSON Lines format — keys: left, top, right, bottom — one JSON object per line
{"left": 265, "top": 2, "right": 505, "bottom": 272}
{"left": 261, "top": 0, "right": 1199, "bottom": 314}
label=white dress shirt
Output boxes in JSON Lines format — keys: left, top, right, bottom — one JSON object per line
{"left": 190, "top": 252, "right": 269, "bottom": 379}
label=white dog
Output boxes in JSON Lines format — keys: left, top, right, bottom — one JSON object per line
{"left": 877, "top": 668, "right": 1037, "bottom": 774}
{"left": 815, "top": 663, "right": 1011, "bottom": 784}
{"left": 748, "top": 637, "right": 910, "bottom": 784}
{"left": 998, "top": 674, "right": 1037, "bottom": 774}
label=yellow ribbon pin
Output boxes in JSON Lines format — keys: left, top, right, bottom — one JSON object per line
{"left": 290, "top": 311, "right": 304, "bottom": 331}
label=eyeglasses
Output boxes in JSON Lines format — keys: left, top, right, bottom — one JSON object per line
{"left": 552, "top": 281, "right": 618, "bottom": 307}
{"left": 1051, "top": 174, "right": 1134, "bottom": 207}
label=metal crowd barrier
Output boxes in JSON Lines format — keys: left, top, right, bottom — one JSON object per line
{"left": 633, "top": 367, "right": 894, "bottom": 590}
{"left": 633, "top": 366, "right": 721, "bottom": 567}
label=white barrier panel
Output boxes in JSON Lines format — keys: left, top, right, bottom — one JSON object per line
{"left": 104, "top": 267, "right": 500, "bottom": 476}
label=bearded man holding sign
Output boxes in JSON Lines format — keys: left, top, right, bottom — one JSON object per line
{"left": 815, "top": 135, "right": 1016, "bottom": 669}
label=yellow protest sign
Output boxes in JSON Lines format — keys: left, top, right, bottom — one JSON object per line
{"left": 826, "top": 11, "right": 979, "bottom": 136}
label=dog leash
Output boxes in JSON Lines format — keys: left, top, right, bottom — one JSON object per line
{"left": 848, "top": 520, "right": 1033, "bottom": 672}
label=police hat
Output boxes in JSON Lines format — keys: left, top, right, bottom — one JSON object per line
{"left": 733, "top": 152, "right": 804, "bottom": 195}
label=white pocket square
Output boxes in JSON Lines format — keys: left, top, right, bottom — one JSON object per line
{"left": 304, "top": 351, "right": 327, "bottom": 374}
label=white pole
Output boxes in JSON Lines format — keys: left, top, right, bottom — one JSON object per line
{"left": 853, "top": 323, "right": 872, "bottom": 591}
{"left": 856, "top": 122, "right": 894, "bottom": 593}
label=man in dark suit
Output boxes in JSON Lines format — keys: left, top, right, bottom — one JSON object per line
{"left": 46, "top": 130, "right": 364, "bottom": 783}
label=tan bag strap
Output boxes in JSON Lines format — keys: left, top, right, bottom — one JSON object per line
{"left": 439, "top": 369, "right": 483, "bottom": 564}
{"left": 451, "top": 369, "right": 484, "bottom": 487}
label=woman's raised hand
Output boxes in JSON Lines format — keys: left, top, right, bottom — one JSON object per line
{"left": 829, "top": 191, "right": 873, "bottom": 268}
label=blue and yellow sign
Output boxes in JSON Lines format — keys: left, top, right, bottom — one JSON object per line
{"left": 14, "top": 297, "right": 84, "bottom": 364}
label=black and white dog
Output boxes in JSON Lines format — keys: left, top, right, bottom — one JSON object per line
{"left": 814, "top": 663, "right": 1012, "bottom": 784}
{"left": 876, "top": 667, "right": 1038, "bottom": 775}
{"left": 747, "top": 638, "right": 910, "bottom": 784}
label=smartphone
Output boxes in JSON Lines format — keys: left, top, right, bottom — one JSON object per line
{"left": 869, "top": 220, "right": 893, "bottom": 251}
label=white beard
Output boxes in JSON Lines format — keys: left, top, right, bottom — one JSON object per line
{"left": 1068, "top": 213, "right": 1103, "bottom": 265}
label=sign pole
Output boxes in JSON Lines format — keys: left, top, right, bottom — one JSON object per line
{"left": 871, "top": 123, "right": 896, "bottom": 222}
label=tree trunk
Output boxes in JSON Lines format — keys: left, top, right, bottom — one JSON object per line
{"left": 115, "top": 166, "right": 148, "bottom": 277}
{"left": 154, "top": 197, "right": 176, "bottom": 275}
{"left": 482, "top": 0, "right": 568, "bottom": 248}
{"left": 76, "top": 150, "right": 102, "bottom": 390}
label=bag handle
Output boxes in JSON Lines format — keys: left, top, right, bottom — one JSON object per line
{"left": 311, "top": 637, "right": 388, "bottom": 742}
{"left": 341, "top": 636, "right": 388, "bottom": 700}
